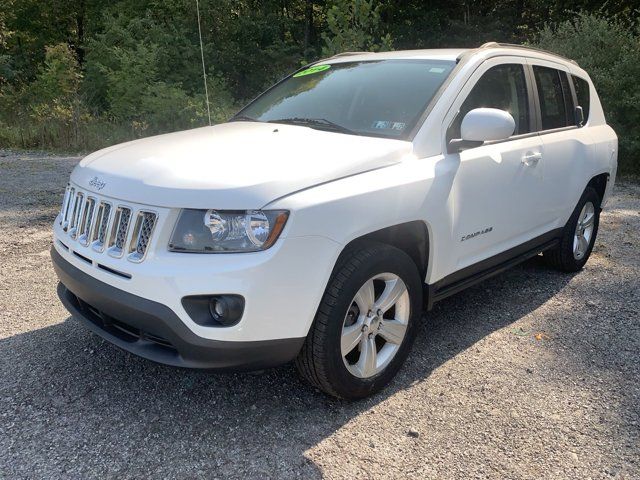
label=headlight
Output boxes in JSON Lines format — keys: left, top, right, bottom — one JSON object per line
{"left": 169, "top": 209, "right": 289, "bottom": 253}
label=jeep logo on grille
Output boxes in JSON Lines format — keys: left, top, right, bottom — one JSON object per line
{"left": 88, "top": 176, "right": 106, "bottom": 191}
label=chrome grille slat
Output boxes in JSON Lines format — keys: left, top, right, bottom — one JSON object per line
{"left": 91, "top": 202, "right": 112, "bottom": 252}
{"left": 116, "top": 208, "right": 132, "bottom": 250}
{"left": 127, "top": 211, "right": 157, "bottom": 262}
{"left": 59, "top": 185, "right": 71, "bottom": 226}
{"left": 78, "top": 197, "right": 97, "bottom": 246}
{"left": 69, "top": 192, "right": 84, "bottom": 239}
{"left": 137, "top": 212, "right": 156, "bottom": 254}
{"left": 98, "top": 204, "right": 112, "bottom": 243}
{"left": 62, "top": 187, "right": 75, "bottom": 230}
{"left": 107, "top": 206, "right": 132, "bottom": 258}
{"left": 57, "top": 186, "right": 158, "bottom": 264}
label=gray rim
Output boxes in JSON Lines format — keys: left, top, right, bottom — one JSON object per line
{"left": 573, "top": 201, "right": 595, "bottom": 260}
{"left": 340, "top": 273, "right": 410, "bottom": 379}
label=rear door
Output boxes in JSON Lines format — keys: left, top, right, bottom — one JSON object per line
{"left": 442, "top": 57, "right": 549, "bottom": 273}
{"left": 527, "top": 59, "right": 592, "bottom": 226}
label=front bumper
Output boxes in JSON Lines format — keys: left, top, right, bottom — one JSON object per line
{"left": 52, "top": 247, "right": 305, "bottom": 370}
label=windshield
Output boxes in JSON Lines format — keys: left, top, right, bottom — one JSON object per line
{"left": 234, "top": 59, "right": 456, "bottom": 139}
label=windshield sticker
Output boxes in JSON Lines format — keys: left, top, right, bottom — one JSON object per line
{"left": 429, "top": 67, "right": 446, "bottom": 73}
{"left": 372, "top": 121, "right": 406, "bottom": 131}
{"left": 293, "top": 64, "right": 331, "bottom": 78}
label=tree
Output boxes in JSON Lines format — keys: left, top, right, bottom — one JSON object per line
{"left": 321, "top": 0, "right": 392, "bottom": 56}
{"left": 535, "top": 12, "right": 640, "bottom": 174}
{"left": 31, "top": 45, "right": 81, "bottom": 121}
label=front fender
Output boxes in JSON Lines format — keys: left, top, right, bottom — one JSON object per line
{"left": 267, "top": 155, "right": 460, "bottom": 284}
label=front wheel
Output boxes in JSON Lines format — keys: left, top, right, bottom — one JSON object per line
{"left": 295, "top": 243, "right": 423, "bottom": 399}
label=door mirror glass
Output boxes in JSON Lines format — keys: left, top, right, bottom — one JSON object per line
{"left": 461, "top": 108, "right": 516, "bottom": 142}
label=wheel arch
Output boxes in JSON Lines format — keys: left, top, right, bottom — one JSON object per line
{"left": 336, "top": 221, "right": 430, "bottom": 281}
{"left": 587, "top": 172, "right": 609, "bottom": 205}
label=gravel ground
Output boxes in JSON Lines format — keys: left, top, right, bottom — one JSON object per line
{"left": 0, "top": 150, "right": 638, "bottom": 479}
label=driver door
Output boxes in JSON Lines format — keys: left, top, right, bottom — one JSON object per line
{"left": 442, "top": 57, "right": 549, "bottom": 274}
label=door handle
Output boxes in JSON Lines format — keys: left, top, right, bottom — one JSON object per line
{"left": 521, "top": 151, "right": 542, "bottom": 166}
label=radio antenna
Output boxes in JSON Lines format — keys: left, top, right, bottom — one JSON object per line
{"left": 196, "top": 0, "right": 211, "bottom": 126}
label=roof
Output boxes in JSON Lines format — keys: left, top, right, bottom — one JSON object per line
{"left": 321, "top": 43, "right": 577, "bottom": 67}
{"left": 322, "top": 49, "right": 468, "bottom": 64}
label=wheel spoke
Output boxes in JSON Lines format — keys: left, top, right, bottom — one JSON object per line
{"left": 378, "top": 319, "right": 407, "bottom": 345}
{"left": 374, "top": 278, "right": 407, "bottom": 313}
{"left": 579, "top": 235, "right": 589, "bottom": 255}
{"left": 341, "top": 322, "right": 363, "bottom": 355}
{"left": 355, "top": 336, "right": 377, "bottom": 377}
{"left": 582, "top": 211, "right": 594, "bottom": 228}
{"left": 353, "top": 279, "right": 375, "bottom": 311}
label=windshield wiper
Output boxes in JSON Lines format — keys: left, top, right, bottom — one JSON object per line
{"left": 229, "top": 114, "right": 258, "bottom": 122}
{"left": 267, "top": 117, "right": 358, "bottom": 135}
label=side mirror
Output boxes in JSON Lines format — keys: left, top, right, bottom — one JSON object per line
{"left": 461, "top": 108, "right": 515, "bottom": 142}
{"left": 449, "top": 108, "right": 516, "bottom": 153}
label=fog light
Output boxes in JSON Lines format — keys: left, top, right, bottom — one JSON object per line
{"left": 208, "top": 295, "right": 244, "bottom": 326}
{"left": 181, "top": 294, "right": 245, "bottom": 327}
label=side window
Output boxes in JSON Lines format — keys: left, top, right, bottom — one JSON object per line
{"left": 448, "top": 64, "right": 530, "bottom": 140}
{"left": 559, "top": 72, "right": 575, "bottom": 121}
{"left": 571, "top": 75, "right": 591, "bottom": 124}
{"left": 533, "top": 66, "right": 574, "bottom": 130}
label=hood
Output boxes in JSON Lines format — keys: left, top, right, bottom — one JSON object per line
{"left": 70, "top": 122, "right": 412, "bottom": 209}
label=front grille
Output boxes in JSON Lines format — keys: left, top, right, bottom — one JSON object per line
{"left": 58, "top": 185, "right": 158, "bottom": 263}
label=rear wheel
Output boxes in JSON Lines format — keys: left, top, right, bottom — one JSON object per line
{"left": 544, "top": 187, "right": 600, "bottom": 272}
{"left": 296, "top": 243, "right": 422, "bottom": 399}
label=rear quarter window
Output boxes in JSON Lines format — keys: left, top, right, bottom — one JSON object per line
{"left": 572, "top": 75, "right": 591, "bottom": 124}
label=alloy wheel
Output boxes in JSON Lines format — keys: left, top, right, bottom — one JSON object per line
{"left": 573, "top": 201, "right": 595, "bottom": 260}
{"left": 340, "top": 273, "right": 410, "bottom": 378}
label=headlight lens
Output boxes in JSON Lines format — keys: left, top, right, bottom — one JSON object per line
{"left": 169, "top": 209, "right": 289, "bottom": 253}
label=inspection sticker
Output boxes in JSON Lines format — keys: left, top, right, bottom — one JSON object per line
{"left": 293, "top": 64, "right": 331, "bottom": 77}
{"left": 372, "top": 121, "right": 406, "bottom": 131}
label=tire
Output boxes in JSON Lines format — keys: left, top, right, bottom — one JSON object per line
{"left": 295, "top": 243, "right": 423, "bottom": 399}
{"left": 544, "top": 187, "right": 601, "bottom": 272}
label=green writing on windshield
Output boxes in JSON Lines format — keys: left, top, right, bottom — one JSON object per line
{"left": 293, "top": 64, "right": 331, "bottom": 78}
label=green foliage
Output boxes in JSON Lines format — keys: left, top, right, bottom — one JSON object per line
{"left": 30, "top": 44, "right": 81, "bottom": 113}
{"left": 535, "top": 13, "right": 640, "bottom": 174}
{"left": 0, "top": 1, "right": 13, "bottom": 49}
{"left": 0, "top": 0, "right": 638, "bottom": 176}
{"left": 322, "top": 0, "right": 392, "bottom": 56}
{"left": 7, "top": 43, "right": 86, "bottom": 149}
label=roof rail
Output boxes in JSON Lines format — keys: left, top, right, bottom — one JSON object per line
{"left": 330, "top": 51, "right": 370, "bottom": 58}
{"left": 478, "top": 42, "right": 578, "bottom": 65}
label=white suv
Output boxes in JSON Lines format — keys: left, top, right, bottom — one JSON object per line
{"left": 52, "top": 43, "right": 617, "bottom": 399}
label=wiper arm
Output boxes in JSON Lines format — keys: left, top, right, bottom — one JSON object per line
{"left": 228, "top": 114, "right": 257, "bottom": 122}
{"left": 267, "top": 117, "right": 358, "bottom": 135}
